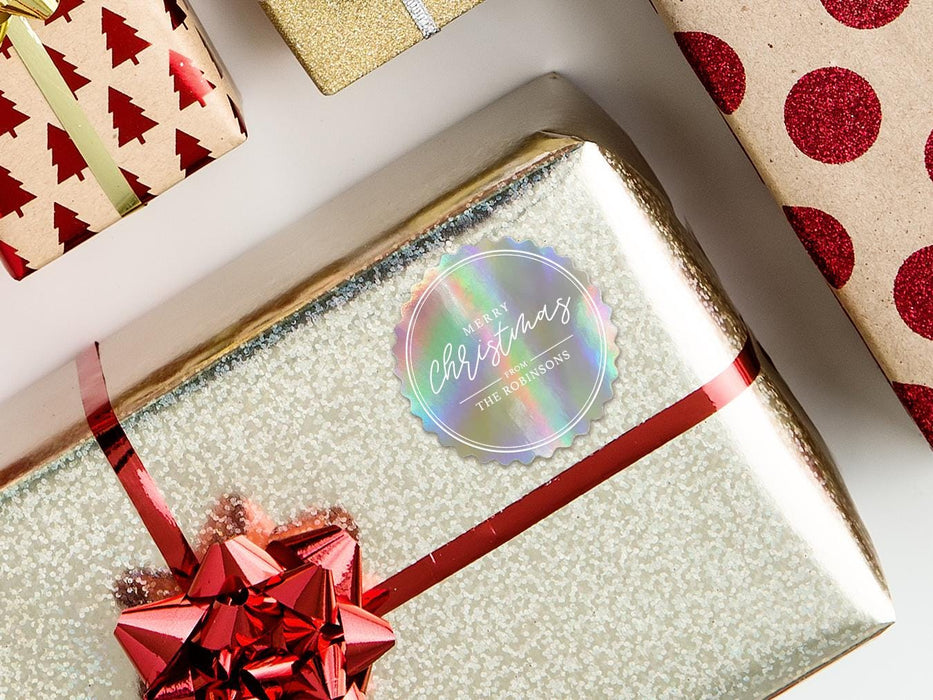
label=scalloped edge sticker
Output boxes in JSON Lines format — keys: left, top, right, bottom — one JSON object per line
{"left": 395, "top": 238, "right": 618, "bottom": 464}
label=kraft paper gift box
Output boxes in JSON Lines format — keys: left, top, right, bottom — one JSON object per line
{"left": 648, "top": 0, "right": 933, "bottom": 448}
{"left": 0, "top": 75, "right": 892, "bottom": 698}
{"left": 259, "top": 0, "right": 485, "bottom": 94}
{"left": 0, "top": 0, "right": 246, "bottom": 280}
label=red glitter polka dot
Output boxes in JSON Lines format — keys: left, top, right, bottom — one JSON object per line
{"left": 894, "top": 246, "right": 933, "bottom": 339}
{"left": 925, "top": 129, "right": 933, "bottom": 182}
{"left": 674, "top": 32, "right": 746, "bottom": 114}
{"left": 820, "top": 0, "right": 910, "bottom": 29}
{"left": 893, "top": 382, "right": 933, "bottom": 448}
{"left": 784, "top": 67, "right": 882, "bottom": 164}
{"left": 782, "top": 206, "right": 855, "bottom": 288}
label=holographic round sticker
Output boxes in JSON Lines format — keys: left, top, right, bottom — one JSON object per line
{"left": 395, "top": 238, "right": 618, "bottom": 464}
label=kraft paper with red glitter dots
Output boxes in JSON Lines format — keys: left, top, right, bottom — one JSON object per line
{"left": 895, "top": 247, "right": 933, "bottom": 341}
{"left": 655, "top": 0, "right": 933, "bottom": 446}
{"left": 784, "top": 67, "right": 883, "bottom": 164}
{"left": 820, "top": 0, "right": 911, "bottom": 28}
{"left": 782, "top": 206, "right": 856, "bottom": 289}
{"left": 674, "top": 32, "right": 746, "bottom": 114}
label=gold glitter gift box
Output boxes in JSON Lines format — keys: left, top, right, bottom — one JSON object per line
{"left": 259, "top": 0, "right": 484, "bottom": 93}
{"left": 0, "top": 75, "right": 893, "bottom": 697}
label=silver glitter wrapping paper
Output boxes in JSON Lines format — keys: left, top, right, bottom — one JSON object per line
{"left": 0, "top": 145, "right": 892, "bottom": 697}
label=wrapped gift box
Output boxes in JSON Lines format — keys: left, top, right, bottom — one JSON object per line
{"left": 260, "top": 0, "right": 485, "bottom": 94}
{"left": 648, "top": 0, "right": 933, "bottom": 447}
{"left": 0, "top": 0, "right": 246, "bottom": 280}
{"left": 0, "top": 75, "right": 892, "bottom": 697}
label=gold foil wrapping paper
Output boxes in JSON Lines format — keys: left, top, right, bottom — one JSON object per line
{"left": 0, "top": 76, "right": 892, "bottom": 697}
{"left": 260, "top": 0, "right": 485, "bottom": 94}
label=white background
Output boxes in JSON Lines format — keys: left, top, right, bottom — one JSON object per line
{"left": 1, "top": 0, "right": 930, "bottom": 696}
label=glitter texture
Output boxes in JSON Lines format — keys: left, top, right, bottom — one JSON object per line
{"left": 0, "top": 147, "right": 892, "bottom": 697}
{"left": 260, "top": 0, "right": 483, "bottom": 94}
{"left": 894, "top": 245, "right": 933, "bottom": 340}
{"left": 893, "top": 382, "right": 933, "bottom": 447}
{"left": 674, "top": 31, "right": 746, "bottom": 115}
{"left": 112, "top": 496, "right": 362, "bottom": 610}
{"left": 422, "top": 0, "right": 483, "bottom": 26}
{"left": 784, "top": 67, "right": 882, "bottom": 164}
{"left": 782, "top": 206, "right": 856, "bottom": 289}
{"left": 820, "top": 0, "right": 911, "bottom": 29}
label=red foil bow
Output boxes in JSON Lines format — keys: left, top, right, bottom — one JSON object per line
{"left": 116, "top": 526, "right": 393, "bottom": 699}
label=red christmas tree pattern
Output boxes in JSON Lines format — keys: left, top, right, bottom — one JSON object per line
{"left": 228, "top": 96, "right": 247, "bottom": 137}
{"left": 54, "top": 203, "right": 94, "bottom": 252}
{"left": 0, "top": 241, "right": 32, "bottom": 280}
{"left": 102, "top": 8, "right": 151, "bottom": 68}
{"left": 169, "top": 50, "right": 215, "bottom": 110}
{"left": 175, "top": 129, "right": 213, "bottom": 176}
{"left": 48, "top": 124, "right": 88, "bottom": 183}
{"left": 0, "top": 166, "right": 36, "bottom": 218}
{"left": 119, "top": 168, "right": 154, "bottom": 204}
{"left": 0, "top": 90, "right": 29, "bottom": 138}
{"left": 1, "top": 36, "right": 13, "bottom": 60}
{"left": 45, "top": 46, "right": 91, "bottom": 97}
{"left": 108, "top": 88, "right": 157, "bottom": 146}
{"left": 164, "top": 0, "right": 188, "bottom": 30}
{"left": 46, "top": 0, "right": 84, "bottom": 24}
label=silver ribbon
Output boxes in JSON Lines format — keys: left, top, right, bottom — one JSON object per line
{"left": 401, "top": 0, "right": 439, "bottom": 37}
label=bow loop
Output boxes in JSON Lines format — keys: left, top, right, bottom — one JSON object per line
{"left": 0, "top": 0, "right": 58, "bottom": 22}
{"left": 115, "top": 525, "right": 395, "bottom": 699}
{"left": 0, "top": 1, "right": 57, "bottom": 54}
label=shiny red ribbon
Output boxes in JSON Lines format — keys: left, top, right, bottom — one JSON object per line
{"left": 77, "top": 347, "right": 394, "bottom": 700}
{"left": 78, "top": 338, "right": 760, "bottom": 697}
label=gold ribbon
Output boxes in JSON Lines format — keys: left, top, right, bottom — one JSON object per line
{"left": 1, "top": 0, "right": 142, "bottom": 217}
{"left": 0, "top": 0, "right": 57, "bottom": 26}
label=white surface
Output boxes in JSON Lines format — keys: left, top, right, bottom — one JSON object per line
{"left": 0, "top": 0, "right": 929, "bottom": 696}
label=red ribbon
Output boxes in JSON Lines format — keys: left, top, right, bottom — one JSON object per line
{"left": 368, "top": 339, "right": 760, "bottom": 615}
{"left": 77, "top": 346, "right": 394, "bottom": 699}
{"left": 77, "top": 338, "right": 760, "bottom": 696}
